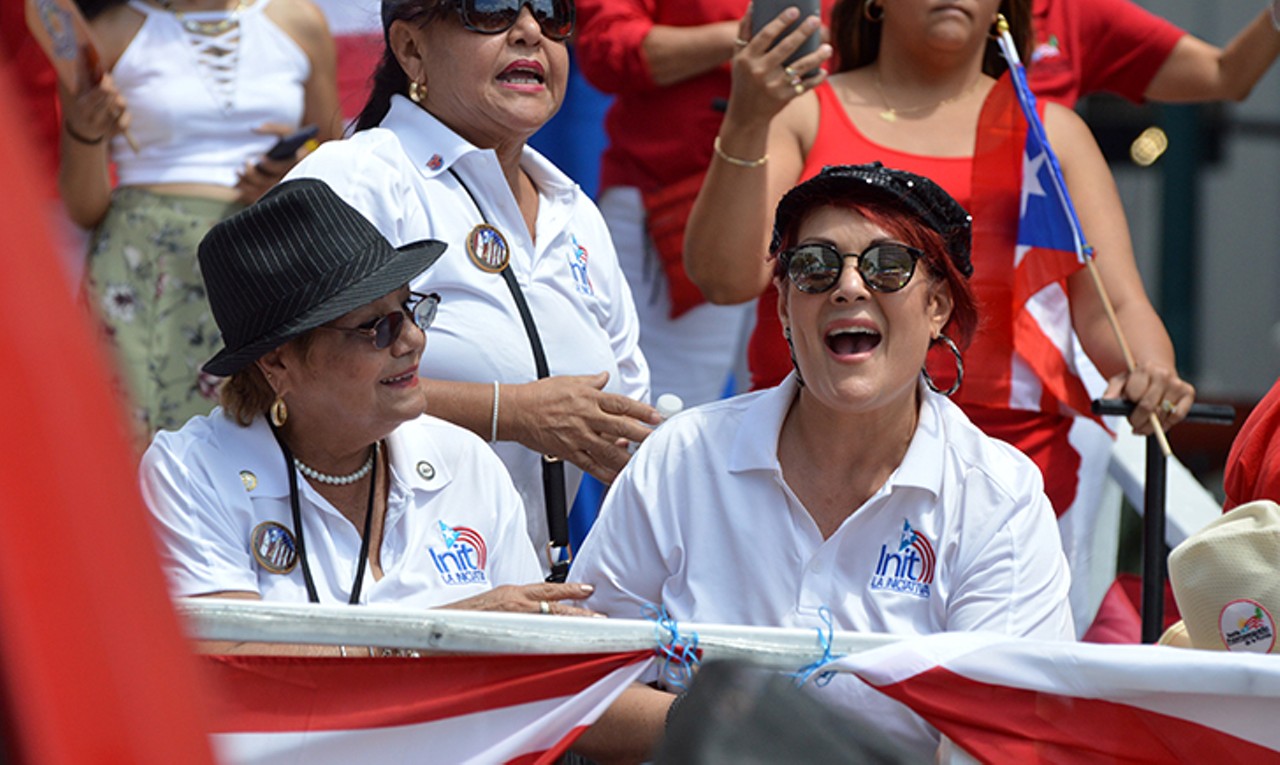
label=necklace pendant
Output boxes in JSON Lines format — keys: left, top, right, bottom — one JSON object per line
{"left": 879, "top": 109, "right": 898, "bottom": 123}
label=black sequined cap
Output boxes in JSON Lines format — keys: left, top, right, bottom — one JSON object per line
{"left": 771, "top": 162, "right": 974, "bottom": 278}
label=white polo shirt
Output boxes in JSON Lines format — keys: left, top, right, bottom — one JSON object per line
{"left": 287, "top": 97, "right": 649, "bottom": 558}
{"left": 569, "top": 376, "right": 1074, "bottom": 759}
{"left": 142, "top": 411, "right": 541, "bottom": 605}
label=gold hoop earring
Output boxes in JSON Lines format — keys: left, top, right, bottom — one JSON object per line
{"left": 863, "top": 0, "right": 883, "bottom": 23}
{"left": 270, "top": 396, "right": 288, "bottom": 427}
{"left": 408, "top": 80, "right": 426, "bottom": 104}
{"left": 922, "top": 334, "right": 964, "bottom": 397}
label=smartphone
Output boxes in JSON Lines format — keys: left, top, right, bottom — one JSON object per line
{"left": 750, "top": 0, "right": 821, "bottom": 68}
{"left": 264, "top": 124, "right": 319, "bottom": 161}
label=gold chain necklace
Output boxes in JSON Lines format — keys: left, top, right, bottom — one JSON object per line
{"left": 874, "top": 70, "right": 983, "bottom": 123}
{"left": 158, "top": 0, "right": 247, "bottom": 36}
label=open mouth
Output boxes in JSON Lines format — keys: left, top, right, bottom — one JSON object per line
{"left": 498, "top": 60, "right": 545, "bottom": 86}
{"left": 825, "top": 326, "right": 882, "bottom": 356}
{"left": 380, "top": 370, "right": 417, "bottom": 385}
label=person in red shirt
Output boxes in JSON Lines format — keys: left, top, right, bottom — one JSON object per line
{"left": 1223, "top": 377, "right": 1280, "bottom": 511}
{"left": 1031, "top": 0, "right": 1280, "bottom": 108}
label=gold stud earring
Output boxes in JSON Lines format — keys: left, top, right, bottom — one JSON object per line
{"left": 408, "top": 81, "right": 426, "bottom": 104}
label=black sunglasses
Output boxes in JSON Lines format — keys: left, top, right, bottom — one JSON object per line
{"left": 454, "top": 0, "right": 575, "bottom": 41}
{"left": 316, "top": 292, "right": 441, "bottom": 349}
{"left": 781, "top": 242, "right": 924, "bottom": 294}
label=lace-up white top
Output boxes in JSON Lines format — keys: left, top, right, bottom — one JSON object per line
{"left": 109, "top": 0, "right": 311, "bottom": 187}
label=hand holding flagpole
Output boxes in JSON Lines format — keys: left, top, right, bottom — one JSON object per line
{"left": 994, "top": 14, "right": 1172, "bottom": 458}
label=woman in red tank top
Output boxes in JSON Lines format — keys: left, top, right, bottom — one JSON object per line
{"left": 682, "top": 0, "right": 1194, "bottom": 520}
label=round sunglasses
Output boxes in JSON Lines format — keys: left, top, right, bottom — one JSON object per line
{"left": 455, "top": 0, "right": 575, "bottom": 41}
{"left": 781, "top": 242, "right": 924, "bottom": 294}
{"left": 315, "top": 292, "right": 441, "bottom": 349}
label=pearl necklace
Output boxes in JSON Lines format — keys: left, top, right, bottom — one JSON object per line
{"left": 294, "top": 444, "right": 379, "bottom": 486}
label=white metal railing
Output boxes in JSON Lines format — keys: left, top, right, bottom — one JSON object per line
{"left": 177, "top": 598, "right": 900, "bottom": 672}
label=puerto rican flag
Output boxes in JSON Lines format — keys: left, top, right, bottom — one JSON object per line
{"left": 204, "top": 651, "right": 653, "bottom": 765}
{"left": 833, "top": 631, "right": 1280, "bottom": 761}
{"left": 970, "top": 63, "right": 1097, "bottom": 423}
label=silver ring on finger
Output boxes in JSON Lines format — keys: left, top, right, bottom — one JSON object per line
{"left": 1160, "top": 399, "right": 1176, "bottom": 416}
{"left": 539, "top": 600, "right": 551, "bottom": 615}
{"left": 783, "top": 64, "right": 798, "bottom": 79}
{"left": 734, "top": 36, "right": 749, "bottom": 49}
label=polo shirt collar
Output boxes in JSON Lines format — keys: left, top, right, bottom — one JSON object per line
{"left": 726, "top": 377, "right": 945, "bottom": 499}
{"left": 383, "top": 95, "right": 577, "bottom": 204}
{"left": 728, "top": 375, "right": 800, "bottom": 474}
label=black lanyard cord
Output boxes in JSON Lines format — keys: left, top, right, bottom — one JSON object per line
{"left": 447, "top": 169, "right": 570, "bottom": 582}
{"left": 269, "top": 422, "right": 378, "bottom": 604}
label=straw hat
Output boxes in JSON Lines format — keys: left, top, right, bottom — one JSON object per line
{"left": 1161, "top": 500, "right": 1280, "bottom": 653}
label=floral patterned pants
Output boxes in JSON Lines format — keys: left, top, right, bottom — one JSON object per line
{"left": 84, "top": 188, "right": 242, "bottom": 444}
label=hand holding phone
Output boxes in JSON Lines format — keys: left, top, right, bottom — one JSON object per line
{"left": 264, "top": 124, "right": 320, "bottom": 162}
{"left": 749, "top": 0, "right": 821, "bottom": 67}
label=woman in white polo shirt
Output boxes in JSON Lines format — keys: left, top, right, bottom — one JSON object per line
{"left": 142, "top": 179, "right": 595, "bottom": 657}
{"left": 568, "top": 164, "right": 1074, "bottom": 762}
{"left": 287, "top": 0, "right": 657, "bottom": 579}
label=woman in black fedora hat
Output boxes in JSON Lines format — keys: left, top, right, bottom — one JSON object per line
{"left": 142, "top": 178, "right": 596, "bottom": 656}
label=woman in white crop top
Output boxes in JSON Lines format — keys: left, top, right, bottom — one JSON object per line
{"left": 58, "top": 0, "right": 343, "bottom": 446}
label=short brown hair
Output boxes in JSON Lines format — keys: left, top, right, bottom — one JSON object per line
{"left": 218, "top": 332, "right": 317, "bottom": 426}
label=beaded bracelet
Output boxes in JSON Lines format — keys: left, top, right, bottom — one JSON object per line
{"left": 63, "top": 120, "right": 106, "bottom": 146}
{"left": 713, "top": 136, "right": 768, "bottom": 168}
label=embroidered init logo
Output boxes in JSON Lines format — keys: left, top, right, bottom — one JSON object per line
{"left": 430, "top": 521, "right": 489, "bottom": 586}
{"left": 870, "top": 519, "right": 936, "bottom": 599}
{"left": 568, "top": 235, "right": 593, "bottom": 296}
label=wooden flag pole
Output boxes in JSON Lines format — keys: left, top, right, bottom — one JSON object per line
{"left": 1083, "top": 259, "right": 1173, "bottom": 457}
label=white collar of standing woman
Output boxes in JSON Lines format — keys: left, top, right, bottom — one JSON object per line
{"left": 213, "top": 409, "right": 458, "bottom": 501}
{"left": 383, "top": 94, "right": 576, "bottom": 201}
{"left": 727, "top": 374, "right": 948, "bottom": 500}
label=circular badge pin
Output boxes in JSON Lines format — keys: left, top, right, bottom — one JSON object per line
{"left": 251, "top": 521, "right": 298, "bottom": 575}
{"left": 1218, "top": 599, "right": 1276, "bottom": 653}
{"left": 466, "top": 224, "right": 510, "bottom": 273}
{"left": 416, "top": 461, "right": 436, "bottom": 480}
{"left": 239, "top": 470, "right": 258, "bottom": 491}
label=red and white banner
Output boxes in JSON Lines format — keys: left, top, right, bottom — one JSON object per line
{"left": 835, "top": 632, "right": 1280, "bottom": 762}
{"left": 204, "top": 651, "right": 653, "bottom": 765}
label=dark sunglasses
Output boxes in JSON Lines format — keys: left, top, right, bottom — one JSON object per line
{"left": 454, "top": 0, "right": 575, "bottom": 41}
{"left": 316, "top": 292, "right": 441, "bottom": 349}
{"left": 781, "top": 242, "right": 924, "bottom": 294}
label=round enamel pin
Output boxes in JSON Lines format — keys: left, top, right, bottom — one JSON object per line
{"left": 239, "top": 470, "right": 258, "bottom": 491}
{"left": 251, "top": 521, "right": 298, "bottom": 575}
{"left": 417, "top": 461, "right": 436, "bottom": 480}
{"left": 466, "top": 224, "right": 510, "bottom": 273}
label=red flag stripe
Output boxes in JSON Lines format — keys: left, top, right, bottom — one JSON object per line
{"left": 873, "top": 666, "right": 1276, "bottom": 764}
{"left": 203, "top": 651, "right": 651, "bottom": 732}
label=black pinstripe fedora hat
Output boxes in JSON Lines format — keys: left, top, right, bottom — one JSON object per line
{"left": 198, "top": 178, "right": 446, "bottom": 376}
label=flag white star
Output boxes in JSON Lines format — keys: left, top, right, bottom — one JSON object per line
{"left": 1020, "top": 149, "right": 1048, "bottom": 219}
